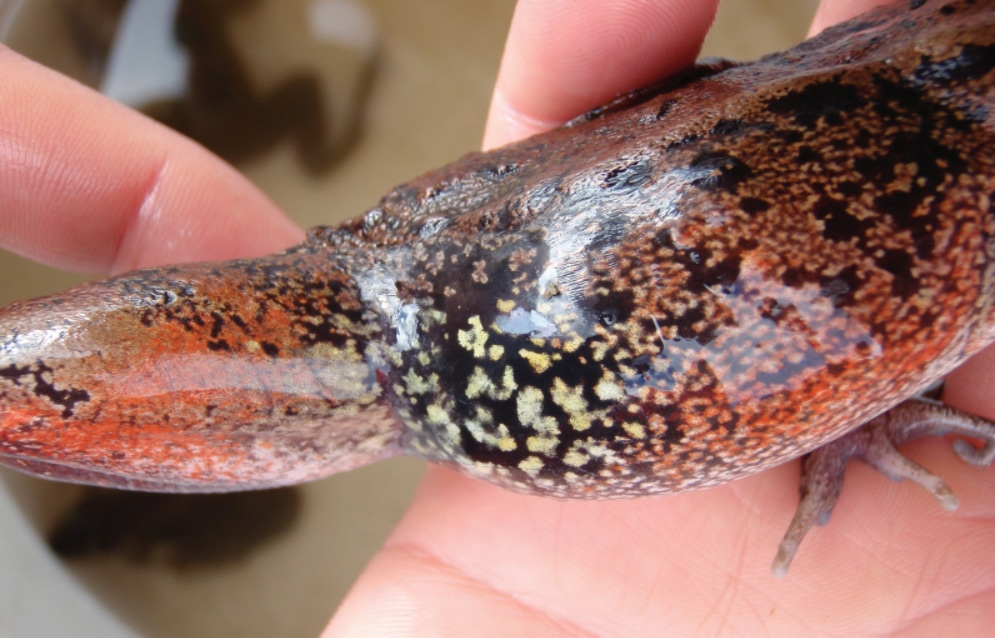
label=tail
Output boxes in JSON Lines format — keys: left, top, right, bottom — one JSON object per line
{"left": 0, "top": 247, "right": 402, "bottom": 491}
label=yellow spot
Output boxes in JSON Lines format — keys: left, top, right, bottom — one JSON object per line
{"left": 457, "top": 316, "right": 488, "bottom": 358}
{"left": 444, "top": 421, "right": 462, "bottom": 444}
{"left": 464, "top": 420, "right": 487, "bottom": 443}
{"left": 471, "top": 260, "right": 489, "bottom": 284}
{"left": 595, "top": 373, "right": 626, "bottom": 402}
{"left": 466, "top": 365, "right": 516, "bottom": 401}
{"left": 591, "top": 341, "right": 609, "bottom": 362}
{"left": 561, "top": 337, "right": 584, "bottom": 353}
{"left": 404, "top": 369, "right": 439, "bottom": 395}
{"left": 584, "top": 440, "right": 612, "bottom": 459}
{"left": 623, "top": 422, "right": 646, "bottom": 439}
{"left": 519, "top": 349, "right": 552, "bottom": 374}
{"left": 527, "top": 435, "right": 558, "bottom": 456}
{"left": 495, "top": 366, "right": 517, "bottom": 400}
{"left": 551, "top": 378, "right": 585, "bottom": 413}
{"left": 496, "top": 299, "right": 516, "bottom": 313}
{"left": 517, "top": 386, "right": 558, "bottom": 434}
{"left": 550, "top": 378, "right": 591, "bottom": 431}
{"left": 465, "top": 366, "right": 490, "bottom": 400}
{"left": 517, "top": 386, "right": 544, "bottom": 426}
{"left": 518, "top": 456, "right": 544, "bottom": 477}
{"left": 488, "top": 344, "right": 505, "bottom": 361}
{"left": 617, "top": 363, "right": 636, "bottom": 378}
{"left": 311, "top": 340, "right": 362, "bottom": 363}
{"left": 426, "top": 404, "right": 451, "bottom": 426}
{"left": 424, "top": 309, "right": 447, "bottom": 326}
{"left": 563, "top": 450, "right": 590, "bottom": 467}
{"left": 461, "top": 409, "right": 518, "bottom": 452}
{"left": 244, "top": 340, "right": 261, "bottom": 353}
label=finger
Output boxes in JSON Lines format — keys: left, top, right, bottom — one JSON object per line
{"left": 0, "top": 46, "right": 302, "bottom": 274}
{"left": 808, "top": 0, "right": 893, "bottom": 36}
{"left": 943, "top": 343, "right": 995, "bottom": 419}
{"left": 482, "top": 0, "right": 720, "bottom": 150}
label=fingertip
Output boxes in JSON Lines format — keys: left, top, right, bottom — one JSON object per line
{"left": 108, "top": 148, "right": 304, "bottom": 273}
{"left": 0, "top": 47, "right": 301, "bottom": 274}
{"left": 483, "top": 0, "right": 720, "bottom": 148}
{"left": 808, "top": 0, "right": 891, "bottom": 37}
{"left": 481, "top": 89, "right": 564, "bottom": 150}
{"left": 944, "top": 343, "right": 995, "bottom": 421}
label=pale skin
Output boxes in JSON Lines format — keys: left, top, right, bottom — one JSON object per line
{"left": 0, "top": 1, "right": 992, "bottom": 635}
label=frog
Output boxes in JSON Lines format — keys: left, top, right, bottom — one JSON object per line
{"left": 1, "top": 0, "right": 994, "bottom": 574}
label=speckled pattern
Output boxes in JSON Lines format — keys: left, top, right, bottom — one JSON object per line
{"left": 1, "top": 0, "right": 995, "bottom": 555}
{"left": 348, "top": 0, "right": 995, "bottom": 497}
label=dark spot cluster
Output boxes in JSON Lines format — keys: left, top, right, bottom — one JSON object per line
{"left": 687, "top": 152, "right": 753, "bottom": 192}
{"left": 766, "top": 80, "right": 867, "bottom": 128}
{"left": 624, "top": 360, "right": 738, "bottom": 457}
{"left": 603, "top": 161, "right": 652, "bottom": 192}
{"left": 656, "top": 99, "right": 677, "bottom": 120}
{"left": 0, "top": 362, "right": 90, "bottom": 418}
{"left": 612, "top": 229, "right": 742, "bottom": 346}
{"left": 913, "top": 43, "right": 995, "bottom": 87}
{"left": 739, "top": 197, "right": 771, "bottom": 214}
{"left": 455, "top": 335, "right": 630, "bottom": 472}
{"left": 123, "top": 252, "right": 382, "bottom": 370}
{"left": 481, "top": 162, "right": 519, "bottom": 180}
{"left": 569, "top": 62, "right": 733, "bottom": 126}
{"left": 276, "top": 274, "right": 365, "bottom": 349}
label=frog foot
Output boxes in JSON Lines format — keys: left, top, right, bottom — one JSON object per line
{"left": 772, "top": 398, "right": 995, "bottom": 577}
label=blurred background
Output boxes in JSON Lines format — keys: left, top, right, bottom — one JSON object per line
{"left": 0, "top": 1, "right": 817, "bottom": 636}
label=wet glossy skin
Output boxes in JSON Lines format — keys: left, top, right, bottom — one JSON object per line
{"left": 1, "top": 0, "right": 995, "bottom": 571}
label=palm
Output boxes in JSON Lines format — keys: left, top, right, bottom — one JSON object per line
{"left": 337, "top": 450, "right": 995, "bottom": 635}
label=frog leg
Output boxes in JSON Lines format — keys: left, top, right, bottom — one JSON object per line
{"left": 0, "top": 251, "right": 403, "bottom": 492}
{"left": 772, "top": 398, "right": 995, "bottom": 576}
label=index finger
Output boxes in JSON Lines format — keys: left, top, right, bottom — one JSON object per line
{"left": 0, "top": 47, "right": 302, "bottom": 275}
{"left": 809, "top": 0, "right": 892, "bottom": 36}
{"left": 482, "top": 0, "right": 720, "bottom": 149}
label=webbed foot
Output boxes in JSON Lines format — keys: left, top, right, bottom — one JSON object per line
{"left": 771, "top": 398, "right": 995, "bottom": 576}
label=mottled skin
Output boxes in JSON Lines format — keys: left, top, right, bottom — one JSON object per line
{"left": 1, "top": 0, "right": 995, "bottom": 572}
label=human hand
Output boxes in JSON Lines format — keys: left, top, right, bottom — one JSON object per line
{"left": 326, "top": 1, "right": 995, "bottom": 635}
{"left": 0, "top": 47, "right": 302, "bottom": 274}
